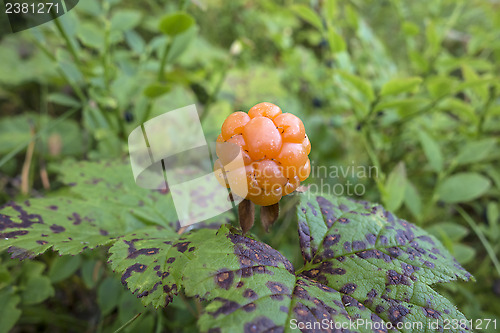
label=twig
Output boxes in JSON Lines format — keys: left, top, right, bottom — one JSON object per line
{"left": 114, "top": 313, "right": 142, "bottom": 333}
{"left": 40, "top": 160, "right": 50, "bottom": 190}
{"left": 456, "top": 205, "right": 500, "bottom": 277}
{"left": 21, "top": 124, "right": 36, "bottom": 195}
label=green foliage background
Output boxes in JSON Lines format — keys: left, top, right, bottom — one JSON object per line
{"left": 0, "top": 0, "right": 499, "bottom": 332}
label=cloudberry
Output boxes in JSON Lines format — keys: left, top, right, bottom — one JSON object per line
{"left": 214, "top": 102, "right": 311, "bottom": 206}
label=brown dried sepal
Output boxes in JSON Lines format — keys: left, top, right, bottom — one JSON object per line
{"left": 260, "top": 203, "right": 279, "bottom": 232}
{"left": 238, "top": 199, "right": 255, "bottom": 235}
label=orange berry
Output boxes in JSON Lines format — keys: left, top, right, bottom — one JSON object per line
{"left": 216, "top": 135, "right": 252, "bottom": 165}
{"left": 298, "top": 158, "right": 311, "bottom": 182}
{"left": 276, "top": 142, "right": 308, "bottom": 178}
{"left": 283, "top": 175, "right": 300, "bottom": 195}
{"left": 243, "top": 117, "right": 282, "bottom": 160}
{"left": 215, "top": 104, "right": 311, "bottom": 207}
{"left": 247, "top": 185, "right": 282, "bottom": 206}
{"left": 302, "top": 135, "right": 311, "bottom": 155}
{"left": 221, "top": 111, "right": 251, "bottom": 140}
{"left": 248, "top": 102, "right": 282, "bottom": 119}
{"left": 253, "top": 159, "right": 287, "bottom": 190}
{"left": 274, "top": 113, "right": 305, "bottom": 143}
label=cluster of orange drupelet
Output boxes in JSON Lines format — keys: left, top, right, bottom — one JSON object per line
{"left": 214, "top": 102, "right": 311, "bottom": 206}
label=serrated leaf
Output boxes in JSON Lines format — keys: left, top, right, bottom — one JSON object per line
{"left": 184, "top": 227, "right": 384, "bottom": 333}
{"left": 158, "top": 12, "right": 195, "bottom": 36}
{"left": 437, "top": 173, "right": 491, "bottom": 203}
{"left": 0, "top": 160, "right": 178, "bottom": 259}
{"left": 296, "top": 193, "right": 472, "bottom": 330}
{"left": 290, "top": 5, "right": 323, "bottom": 31}
{"left": 108, "top": 227, "right": 218, "bottom": 308}
{"left": 418, "top": 131, "right": 443, "bottom": 172}
{"left": 181, "top": 194, "right": 472, "bottom": 332}
{"left": 380, "top": 77, "right": 423, "bottom": 96}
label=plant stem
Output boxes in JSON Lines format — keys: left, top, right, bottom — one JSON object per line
{"left": 114, "top": 313, "right": 142, "bottom": 333}
{"left": 31, "top": 38, "right": 87, "bottom": 103}
{"left": 456, "top": 205, "right": 500, "bottom": 277}
{"left": 53, "top": 17, "right": 84, "bottom": 70}
{"left": 158, "top": 41, "right": 173, "bottom": 82}
{"left": 477, "top": 87, "right": 496, "bottom": 137}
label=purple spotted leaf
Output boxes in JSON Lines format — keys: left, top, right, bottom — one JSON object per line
{"left": 181, "top": 194, "right": 473, "bottom": 332}
{"left": 296, "top": 193, "right": 473, "bottom": 331}
{"left": 0, "top": 160, "right": 178, "bottom": 259}
{"left": 184, "top": 226, "right": 388, "bottom": 333}
{"left": 108, "top": 227, "right": 220, "bottom": 308}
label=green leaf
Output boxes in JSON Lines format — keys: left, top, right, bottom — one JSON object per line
{"left": 337, "top": 70, "right": 375, "bottom": 102}
{"left": 402, "top": 21, "right": 419, "bottom": 36}
{"left": 404, "top": 181, "right": 422, "bottom": 220}
{"left": 383, "top": 162, "right": 407, "bottom": 212}
{"left": 125, "top": 30, "right": 146, "bottom": 54}
{"left": 97, "top": 277, "right": 123, "bottom": 315}
{"left": 48, "top": 93, "right": 81, "bottom": 108}
{"left": 290, "top": 5, "right": 323, "bottom": 31}
{"left": 0, "top": 160, "right": 178, "bottom": 259}
{"left": 456, "top": 139, "right": 497, "bottom": 165}
{"left": 323, "top": 0, "right": 338, "bottom": 23}
{"left": 21, "top": 275, "right": 55, "bottom": 305}
{"left": 295, "top": 193, "right": 472, "bottom": 328}
{"left": 437, "top": 173, "right": 491, "bottom": 203}
{"left": 158, "top": 12, "right": 195, "bottom": 36}
{"left": 380, "top": 77, "right": 423, "bottom": 96}
{"left": 167, "top": 27, "right": 197, "bottom": 63}
{"left": 427, "top": 75, "right": 455, "bottom": 99}
{"left": 427, "top": 222, "right": 469, "bottom": 242}
{"left": 48, "top": 255, "right": 82, "bottom": 283}
{"left": 186, "top": 194, "right": 472, "bottom": 332}
{"left": 0, "top": 289, "right": 21, "bottom": 333}
{"left": 418, "top": 131, "right": 443, "bottom": 172}
{"left": 144, "top": 83, "right": 171, "bottom": 98}
{"left": 81, "top": 260, "right": 104, "bottom": 289}
{"left": 452, "top": 244, "right": 476, "bottom": 265}
{"left": 78, "top": 22, "right": 105, "bottom": 49}
{"left": 109, "top": 226, "right": 226, "bottom": 308}
{"left": 375, "top": 97, "right": 429, "bottom": 112}
{"left": 326, "top": 26, "right": 346, "bottom": 53}
{"left": 110, "top": 10, "right": 142, "bottom": 32}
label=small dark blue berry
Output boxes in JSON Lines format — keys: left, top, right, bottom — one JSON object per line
{"left": 124, "top": 111, "right": 134, "bottom": 123}
{"left": 312, "top": 98, "right": 322, "bottom": 108}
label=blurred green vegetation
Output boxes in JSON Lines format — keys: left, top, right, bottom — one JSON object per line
{"left": 0, "top": 0, "right": 499, "bottom": 332}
